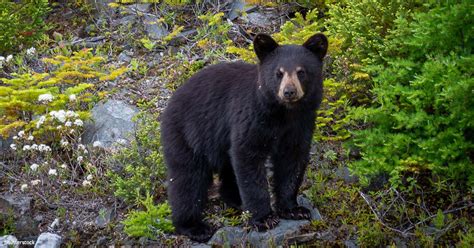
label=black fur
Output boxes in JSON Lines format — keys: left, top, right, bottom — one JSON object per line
{"left": 161, "top": 33, "right": 327, "bottom": 242}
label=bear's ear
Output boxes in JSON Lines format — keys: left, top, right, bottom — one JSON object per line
{"left": 253, "top": 33, "right": 279, "bottom": 62}
{"left": 303, "top": 33, "right": 328, "bottom": 60}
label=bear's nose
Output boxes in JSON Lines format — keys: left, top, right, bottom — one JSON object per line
{"left": 283, "top": 86, "right": 296, "bottom": 99}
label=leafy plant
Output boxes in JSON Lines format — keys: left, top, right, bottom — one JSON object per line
{"left": 123, "top": 194, "right": 174, "bottom": 239}
{"left": 0, "top": 48, "right": 127, "bottom": 139}
{"left": 348, "top": 2, "right": 474, "bottom": 188}
{"left": 108, "top": 103, "right": 167, "bottom": 204}
{"left": 0, "top": 0, "right": 50, "bottom": 54}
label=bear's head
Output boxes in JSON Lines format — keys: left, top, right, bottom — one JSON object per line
{"left": 254, "top": 33, "right": 328, "bottom": 109}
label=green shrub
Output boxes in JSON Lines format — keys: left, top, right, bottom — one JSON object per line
{"left": 123, "top": 194, "right": 174, "bottom": 239}
{"left": 325, "top": 0, "right": 426, "bottom": 106}
{"left": 348, "top": 2, "right": 474, "bottom": 188}
{"left": 108, "top": 105, "right": 167, "bottom": 204}
{"left": 0, "top": 0, "right": 50, "bottom": 54}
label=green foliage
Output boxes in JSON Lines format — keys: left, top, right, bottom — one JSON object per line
{"left": 458, "top": 228, "right": 474, "bottom": 248}
{"left": 357, "top": 220, "right": 387, "bottom": 247}
{"left": 195, "top": 12, "right": 232, "bottom": 54}
{"left": 349, "top": 2, "right": 474, "bottom": 188}
{"left": 0, "top": 0, "right": 50, "bottom": 54}
{"left": 314, "top": 78, "right": 352, "bottom": 141}
{"left": 0, "top": 211, "right": 16, "bottom": 235}
{"left": 227, "top": 9, "right": 323, "bottom": 63}
{"left": 123, "top": 194, "right": 174, "bottom": 239}
{"left": 325, "top": 0, "right": 425, "bottom": 106}
{"left": 108, "top": 105, "right": 166, "bottom": 204}
{"left": 0, "top": 49, "right": 127, "bottom": 139}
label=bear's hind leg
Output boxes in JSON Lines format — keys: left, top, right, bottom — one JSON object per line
{"left": 166, "top": 149, "right": 213, "bottom": 242}
{"left": 218, "top": 162, "right": 242, "bottom": 209}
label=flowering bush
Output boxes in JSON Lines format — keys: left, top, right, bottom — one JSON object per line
{"left": 2, "top": 48, "right": 127, "bottom": 195}
{"left": 0, "top": 48, "right": 127, "bottom": 138}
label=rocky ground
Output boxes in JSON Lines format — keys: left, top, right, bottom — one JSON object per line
{"left": 3, "top": 1, "right": 469, "bottom": 248}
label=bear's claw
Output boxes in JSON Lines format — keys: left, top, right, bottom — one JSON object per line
{"left": 278, "top": 206, "right": 311, "bottom": 220}
{"left": 251, "top": 213, "right": 280, "bottom": 231}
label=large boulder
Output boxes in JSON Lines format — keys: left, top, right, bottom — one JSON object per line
{"left": 34, "top": 233, "right": 62, "bottom": 248}
{"left": 0, "top": 235, "right": 18, "bottom": 248}
{"left": 83, "top": 100, "right": 138, "bottom": 148}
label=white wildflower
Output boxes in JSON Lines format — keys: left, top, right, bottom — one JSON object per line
{"left": 21, "top": 184, "right": 28, "bottom": 192}
{"left": 78, "top": 144, "right": 86, "bottom": 150}
{"left": 82, "top": 180, "right": 92, "bottom": 187}
{"left": 31, "top": 144, "right": 38, "bottom": 150}
{"left": 10, "top": 144, "right": 16, "bottom": 150}
{"left": 69, "top": 94, "right": 76, "bottom": 101}
{"left": 65, "top": 121, "right": 72, "bottom": 127}
{"left": 38, "top": 144, "right": 51, "bottom": 152}
{"left": 6, "top": 55, "right": 12, "bottom": 62}
{"left": 86, "top": 174, "right": 93, "bottom": 181}
{"left": 23, "top": 145, "right": 31, "bottom": 151}
{"left": 69, "top": 129, "right": 75, "bottom": 134}
{"left": 66, "top": 110, "right": 78, "bottom": 118}
{"left": 0, "top": 56, "right": 4, "bottom": 61}
{"left": 26, "top": 47, "right": 36, "bottom": 56}
{"left": 31, "top": 179, "right": 41, "bottom": 186}
{"left": 30, "top": 163, "right": 39, "bottom": 171}
{"left": 60, "top": 139, "right": 69, "bottom": 147}
{"left": 60, "top": 164, "right": 67, "bottom": 169}
{"left": 48, "top": 169, "right": 57, "bottom": 176}
{"left": 36, "top": 115, "right": 46, "bottom": 128}
{"left": 13, "top": 136, "right": 18, "bottom": 140}
{"left": 92, "top": 141, "right": 102, "bottom": 147}
{"left": 50, "top": 110, "right": 66, "bottom": 123}
{"left": 56, "top": 125, "right": 62, "bottom": 130}
{"left": 77, "top": 156, "right": 83, "bottom": 163}
{"left": 27, "top": 135, "right": 34, "bottom": 141}
{"left": 38, "top": 93, "right": 54, "bottom": 103}
{"left": 18, "top": 130, "right": 25, "bottom": 138}
{"left": 73, "top": 119, "right": 83, "bottom": 127}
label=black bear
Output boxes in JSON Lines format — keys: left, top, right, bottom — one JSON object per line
{"left": 161, "top": 33, "right": 328, "bottom": 242}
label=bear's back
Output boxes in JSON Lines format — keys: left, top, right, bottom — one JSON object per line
{"left": 161, "top": 62, "right": 258, "bottom": 159}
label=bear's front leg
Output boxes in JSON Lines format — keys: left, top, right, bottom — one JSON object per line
{"left": 271, "top": 129, "right": 313, "bottom": 220}
{"left": 230, "top": 148, "right": 279, "bottom": 231}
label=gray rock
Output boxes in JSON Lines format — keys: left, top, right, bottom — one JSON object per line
{"left": 83, "top": 100, "right": 138, "bottom": 148}
{"left": 245, "top": 12, "right": 270, "bottom": 27}
{"left": 0, "top": 235, "right": 18, "bottom": 248}
{"left": 118, "top": 50, "right": 133, "bottom": 63}
{"left": 228, "top": 0, "right": 258, "bottom": 20}
{"left": 335, "top": 167, "right": 359, "bottom": 184}
{"left": 96, "top": 236, "right": 108, "bottom": 246}
{"left": 297, "top": 196, "right": 323, "bottom": 220}
{"left": 345, "top": 239, "right": 358, "bottom": 248}
{"left": 126, "top": 3, "right": 151, "bottom": 13}
{"left": 209, "top": 219, "right": 310, "bottom": 247}
{"left": 95, "top": 207, "right": 116, "bottom": 228}
{"left": 144, "top": 15, "right": 168, "bottom": 40}
{"left": 190, "top": 243, "right": 212, "bottom": 248}
{"left": 34, "top": 233, "right": 61, "bottom": 248}
{"left": 0, "top": 194, "right": 32, "bottom": 215}
{"left": 0, "top": 136, "right": 13, "bottom": 152}
{"left": 113, "top": 15, "right": 137, "bottom": 27}
{"left": 71, "top": 36, "right": 106, "bottom": 48}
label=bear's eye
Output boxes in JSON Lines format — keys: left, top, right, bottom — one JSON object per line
{"left": 297, "top": 69, "right": 306, "bottom": 78}
{"left": 276, "top": 70, "right": 284, "bottom": 79}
